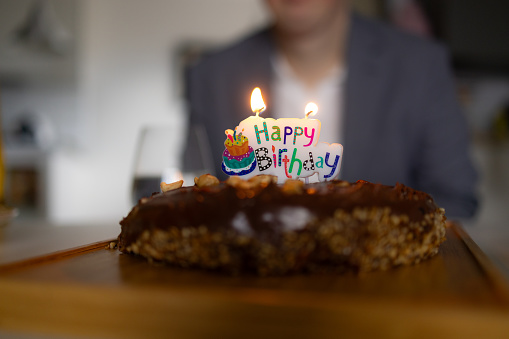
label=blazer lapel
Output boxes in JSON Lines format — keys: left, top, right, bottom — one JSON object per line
{"left": 342, "top": 14, "right": 387, "bottom": 180}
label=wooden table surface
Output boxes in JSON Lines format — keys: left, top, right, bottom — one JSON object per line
{"left": 1, "top": 221, "right": 509, "bottom": 339}
{"left": 0, "top": 220, "right": 119, "bottom": 266}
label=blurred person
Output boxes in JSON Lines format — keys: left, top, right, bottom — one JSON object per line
{"left": 183, "top": 0, "right": 478, "bottom": 219}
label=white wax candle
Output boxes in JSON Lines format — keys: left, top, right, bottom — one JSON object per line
{"left": 221, "top": 89, "right": 343, "bottom": 183}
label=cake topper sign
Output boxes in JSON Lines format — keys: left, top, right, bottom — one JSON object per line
{"left": 221, "top": 88, "right": 343, "bottom": 183}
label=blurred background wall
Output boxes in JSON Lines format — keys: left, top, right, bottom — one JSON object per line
{"left": 1, "top": 0, "right": 508, "bottom": 231}
{"left": 0, "top": 0, "right": 270, "bottom": 223}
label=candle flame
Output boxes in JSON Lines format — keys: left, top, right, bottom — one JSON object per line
{"left": 251, "top": 87, "right": 266, "bottom": 116}
{"left": 305, "top": 102, "right": 318, "bottom": 118}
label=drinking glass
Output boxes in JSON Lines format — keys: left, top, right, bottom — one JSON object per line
{"left": 179, "top": 124, "right": 214, "bottom": 185}
{"left": 131, "top": 126, "right": 183, "bottom": 204}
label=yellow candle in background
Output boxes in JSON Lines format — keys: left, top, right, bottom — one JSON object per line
{"left": 0, "top": 94, "right": 4, "bottom": 204}
{"left": 0, "top": 135, "right": 4, "bottom": 204}
{"left": 0, "top": 92, "right": 17, "bottom": 227}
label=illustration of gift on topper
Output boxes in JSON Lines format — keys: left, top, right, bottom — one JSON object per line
{"left": 221, "top": 87, "right": 343, "bottom": 183}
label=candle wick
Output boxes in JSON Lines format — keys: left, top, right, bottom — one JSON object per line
{"left": 254, "top": 108, "right": 265, "bottom": 117}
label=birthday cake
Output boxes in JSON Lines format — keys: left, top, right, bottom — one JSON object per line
{"left": 118, "top": 174, "right": 447, "bottom": 275}
{"left": 118, "top": 88, "right": 446, "bottom": 275}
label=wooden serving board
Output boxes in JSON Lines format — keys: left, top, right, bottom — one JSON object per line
{"left": 1, "top": 223, "right": 508, "bottom": 339}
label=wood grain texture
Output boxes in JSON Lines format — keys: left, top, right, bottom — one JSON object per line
{"left": 0, "top": 224, "right": 508, "bottom": 339}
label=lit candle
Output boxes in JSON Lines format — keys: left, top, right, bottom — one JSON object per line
{"left": 221, "top": 88, "right": 343, "bottom": 182}
{"left": 305, "top": 102, "right": 318, "bottom": 119}
{"left": 251, "top": 87, "right": 266, "bottom": 117}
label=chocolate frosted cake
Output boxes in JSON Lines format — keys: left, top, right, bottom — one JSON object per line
{"left": 118, "top": 175, "right": 447, "bottom": 275}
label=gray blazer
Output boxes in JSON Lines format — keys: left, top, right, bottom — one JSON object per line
{"left": 184, "top": 13, "right": 478, "bottom": 219}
